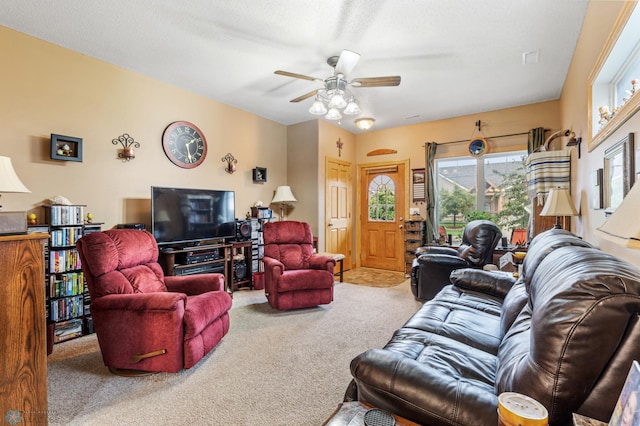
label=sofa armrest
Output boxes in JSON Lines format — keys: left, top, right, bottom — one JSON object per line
{"left": 350, "top": 349, "right": 498, "bottom": 425}
{"left": 449, "top": 268, "right": 516, "bottom": 298}
{"left": 165, "top": 273, "right": 225, "bottom": 294}
{"left": 309, "top": 255, "right": 336, "bottom": 273}
{"left": 416, "top": 253, "right": 468, "bottom": 268}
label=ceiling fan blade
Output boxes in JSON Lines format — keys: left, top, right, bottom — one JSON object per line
{"left": 351, "top": 76, "right": 401, "bottom": 87}
{"left": 290, "top": 90, "right": 318, "bottom": 103}
{"left": 274, "top": 70, "right": 322, "bottom": 82}
{"left": 335, "top": 49, "right": 360, "bottom": 76}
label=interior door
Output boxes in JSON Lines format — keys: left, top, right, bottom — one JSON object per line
{"left": 360, "top": 163, "right": 405, "bottom": 271}
{"left": 325, "top": 158, "right": 352, "bottom": 270}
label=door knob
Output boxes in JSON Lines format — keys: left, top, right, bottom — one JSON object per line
{"left": 327, "top": 223, "right": 333, "bottom": 227}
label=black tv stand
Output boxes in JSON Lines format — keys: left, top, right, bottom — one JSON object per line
{"left": 158, "top": 241, "right": 233, "bottom": 295}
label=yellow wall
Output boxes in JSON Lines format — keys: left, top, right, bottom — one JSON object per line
{"left": 1, "top": 26, "right": 287, "bottom": 230}
{"left": 560, "top": 1, "right": 640, "bottom": 267}
{"left": 354, "top": 101, "right": 561, "bottom": 219}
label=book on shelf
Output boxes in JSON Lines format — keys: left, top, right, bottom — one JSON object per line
{"left": 53, "top": 318, "right": 83, "bottom": 343}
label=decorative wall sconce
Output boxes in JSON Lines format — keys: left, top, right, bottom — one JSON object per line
{"left": 112, "top": 133, "right": 140, "bottom": 161}
{"left": 222, "top": 153, "right": 237, "bottom": 174}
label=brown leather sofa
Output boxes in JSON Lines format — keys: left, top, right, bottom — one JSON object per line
{"left": 349, "top": 229, "right": 640, "bottom": 425}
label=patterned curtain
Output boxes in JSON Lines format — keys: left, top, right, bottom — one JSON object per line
{"left": 424, "top": 142, "right": 438, "bottom": 243}
{"left": 528, "top": 127, "right": 546, "bottom": 154}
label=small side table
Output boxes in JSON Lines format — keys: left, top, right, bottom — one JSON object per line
{"left": 316, "top": 252, "right": 345, "bottom": 282}
{"left": 323, "top": 401, "right": 419, "bottom": 426}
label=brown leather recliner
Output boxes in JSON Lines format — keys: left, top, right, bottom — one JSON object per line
{"left": 411, "top": 219, "right": 502, "bottom": 300}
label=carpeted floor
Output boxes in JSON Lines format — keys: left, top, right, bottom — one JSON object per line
{"left": 342, "top": 267, "right": 407, "bottom": 287}
{"left": 46, "top": 279, "right": 421, "bottom": 425}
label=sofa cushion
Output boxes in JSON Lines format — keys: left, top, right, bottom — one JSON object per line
{"left": 402, "top": 286, "right": 503, "bottom": 354}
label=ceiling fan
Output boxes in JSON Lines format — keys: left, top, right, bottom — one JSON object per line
{"left": 274, "top": 50, "right": 401, "bottom": 121}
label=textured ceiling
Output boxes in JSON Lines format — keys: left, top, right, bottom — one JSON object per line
{"left": 1, "top": 0, "right": 589, "bottom": 133}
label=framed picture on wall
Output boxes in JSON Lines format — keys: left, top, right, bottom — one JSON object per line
{"left": 412, "top": 168, "right": 425, "bottom": 202}
{"left": 604, "top": 133, "right": 634, "bottom": 212}
{"left": 590, "top": 168, "right": 604, "bottom": 210}
{"left": 50, "top": 134, "right": 83, "bottom": 162}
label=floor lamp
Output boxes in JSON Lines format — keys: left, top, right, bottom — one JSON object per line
{"left": 540, "top": 187, "right": 578, "bottom": 229}
{"left": 271, "top": 186, "right": 297, "bottom": 221}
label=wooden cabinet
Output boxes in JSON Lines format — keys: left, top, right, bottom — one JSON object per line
{"left": 404, "top": 220, "right": 426, "bottom": 277}
{"left": 0, "top": 233, "right": 49, "bottom": 425}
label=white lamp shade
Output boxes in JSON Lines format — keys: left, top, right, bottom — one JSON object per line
{"left": 271, "top": 186, "right": 297, "bottom": 204}
{"left": 0, "top": 156, "right": 30, "bottom": 193}
{"left": 327, "top": 93, "right": 347, "bottom": 109}
{"left": 540, "top": 188, "right": 578, "bottom": 217}
{"left": 597, "top": 182, "right": 640, "bottom": 249}
{"left": 343, "top": 100, "right": 361, "bottom": 115}
{"left": 309, "top": 100, "right": 327, "bottom": 115}
{"left": 325, "top": 108, "right": 342, "bottom": 121}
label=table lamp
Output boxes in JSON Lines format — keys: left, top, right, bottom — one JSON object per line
{"left": 271, "top": 186, "right": 296, "bottom": 221}
{"left": 540, "top": 187, "right": 578, "bottom": 229}
{"left": 597, "top": 180, "right": 640, "bottom": 249}
{"left": 0, "top": 156, "right": 31, "bottom": 235}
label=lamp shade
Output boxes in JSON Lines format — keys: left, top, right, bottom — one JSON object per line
{"left": 540, "top": 188, "right": 578, "bottom": 217}
{"left": 0, "top": 156, "right": 30, "bottom": 193}
{"left": 597, "top": 182, "right": 640, "bottom": 249}
{"left": 271, "top": 186, "right": 297, "bottom": 204}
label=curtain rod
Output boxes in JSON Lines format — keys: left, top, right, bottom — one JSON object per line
{"left": 429, "top": 128, "right": 550, "bottom": 146}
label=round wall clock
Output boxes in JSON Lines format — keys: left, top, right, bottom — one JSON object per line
{"left": 468, "top": 137, "right": 488, "bottom": 157}
{"left": 162, "top": 121, "right": 208, "bottom": 168}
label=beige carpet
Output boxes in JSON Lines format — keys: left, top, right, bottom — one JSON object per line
{"left": 47, "top": 279, "right": 419, "bottom": 425}
{"left": 342, "top": 267, "right": 407, "bottom": 287}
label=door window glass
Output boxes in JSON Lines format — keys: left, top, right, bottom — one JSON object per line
{"left": 368, "top": 174, "right": 395, "bottom": 221}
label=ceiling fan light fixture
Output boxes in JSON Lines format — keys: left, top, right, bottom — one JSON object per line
{"left": 328, "top": 93, "right": 347, "bottom": 109}
{"left": 355, "top": 117, "right": 376, "bottom": 130}
{"left": 309, "top": 99, "right": 328, "bottom": 115}
{"left": 325, "top": 108, "right": 342, "bottom": 121}
{"left": 343, "top": 98, "right": 361, "bottom": 115}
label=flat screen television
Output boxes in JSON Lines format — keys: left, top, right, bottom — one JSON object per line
{"left": 151, "top": 186, "right": 235, "bottom": 247}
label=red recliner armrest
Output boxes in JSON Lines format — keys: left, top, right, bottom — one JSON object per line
{"left": 164, "top": 273, "right": 225, "bottom": 295}
{"left": 309, "top": 255, "right": 336, "bottom": 273}
{"left": 91, "top": 292, "right": 186, "bottom": 312}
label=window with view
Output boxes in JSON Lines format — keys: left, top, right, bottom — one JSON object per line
{"left": 368, "top": 174, "right": 396, "bottom": 221}
{"left": 435, "top": 151, "right": 529, "bottom": 244}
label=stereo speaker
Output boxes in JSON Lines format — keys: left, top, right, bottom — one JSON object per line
{"left": 236, "top": 220, "right": 252, "bottom": 240}
{"left": 234, "top": 261, "right": 247, "bottom": 281}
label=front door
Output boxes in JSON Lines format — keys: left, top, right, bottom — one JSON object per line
{"left": 360, "top": 163, "right": 406, "bottom": 271}
{"left": 325, "top": 158, "right": 352, "bottom": 270}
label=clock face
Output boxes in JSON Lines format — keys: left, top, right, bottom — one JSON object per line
{"left": 162, "top": 121, "right": 207, "bottom": 168}
{"left": 468, "top": 137, "right": 488, "bottom": 157}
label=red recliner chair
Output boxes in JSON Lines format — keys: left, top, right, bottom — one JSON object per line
{"left": 76, "top": 229, "right": 232, "bottom": 374}
{"left": 262, "top": 221, "right": 335, "bottom": 310}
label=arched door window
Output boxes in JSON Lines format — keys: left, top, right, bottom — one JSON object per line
{"left": 368, "top": 174, "right": 396, "bottom": 221}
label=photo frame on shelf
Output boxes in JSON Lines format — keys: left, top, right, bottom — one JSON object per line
{"left": 412, "top": 168, "right": 425, "bottom": 202}
{"left": 590, "top": 168, "right": 604, "bottom": 210}
{"left": 604, "top": 133, "right": 634, "bottom": 212}
{"left": 50, "top": 134, "right": 83, "bottom": 162}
